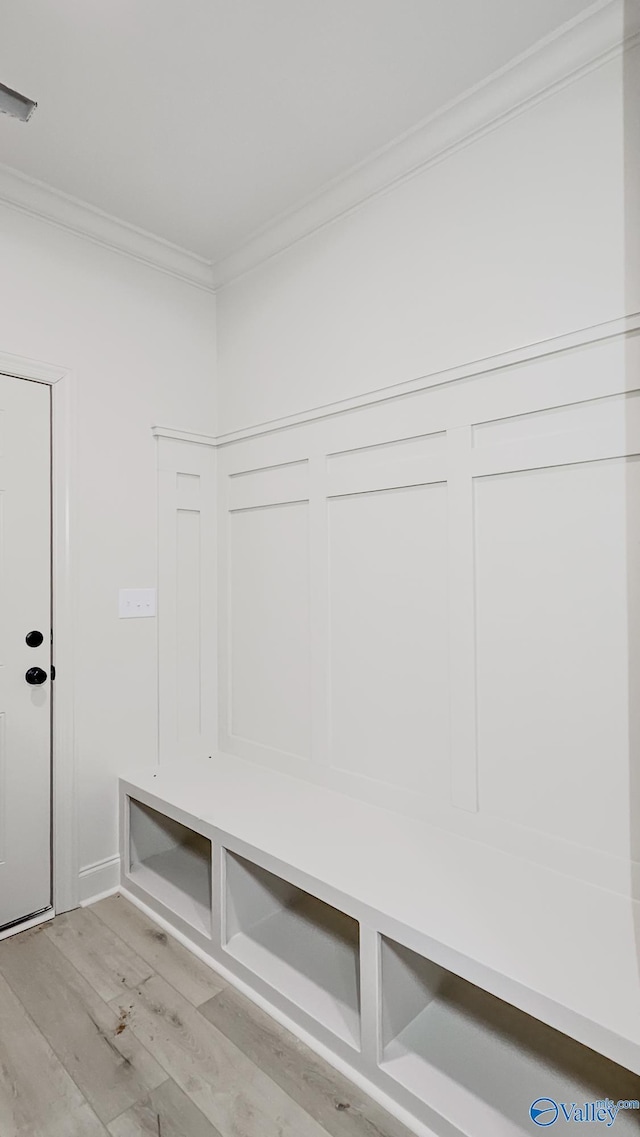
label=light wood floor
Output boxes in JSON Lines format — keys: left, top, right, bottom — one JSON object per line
{"left": 0, "top": 895, "right": 414, "bottom": 1137}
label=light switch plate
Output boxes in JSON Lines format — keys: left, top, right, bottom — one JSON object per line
{"left": 119, "top": 588, "right": 157, "bottom": 618}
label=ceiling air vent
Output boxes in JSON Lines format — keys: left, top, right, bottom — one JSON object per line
{"left": 0, "top": 81, "right": 37, "bottom": 122}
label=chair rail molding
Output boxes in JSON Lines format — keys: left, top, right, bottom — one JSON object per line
{"left": 155, "top": 311, "right": 640, "bottom": 450}
{"left": 152, "top": 426, "right": 217, "bottom": 447}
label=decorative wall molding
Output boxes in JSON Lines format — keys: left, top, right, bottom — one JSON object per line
{"left": 156, "top": 312, "right": 640, "bottom": 449}
{"left": 214, "top": 324, "right": 640, "bottom": 898}
{"left": 152, "top": 426, "right": 217, "bottom": 447}
{"left": 157, "top": 437, "right": 217, "bottom": 765}
{"left": 211, "top": 0, "right": 635, "bottom": 288}
{"left": 0, "top": 348, "right": 69, "bottom": 386}
{"left": 0, "top": 1, "right": 633, "bottom": 292}
{"left": 0, "top": 164, "right": 214, "bottom": 291}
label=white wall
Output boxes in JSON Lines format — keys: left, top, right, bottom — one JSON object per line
{"left": 217, "top": 49, "right": 632, "bottom": 433}
{"left": 214, "top": 43, "right": 640, "bottom": 895}
{"left": 0, "top": 205, "right": 216, "bottom": 900}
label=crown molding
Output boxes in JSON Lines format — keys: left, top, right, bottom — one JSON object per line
{"left": 0, "top": 0, "right": 633, "bottom": 292}
{"left": 0, "top": 164, "right": 215, "bottom": 291}
{"left": 211, "top": 0, "right": 634, "bottom": 289}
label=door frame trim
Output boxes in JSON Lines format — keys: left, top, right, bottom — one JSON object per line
{"left": 0, "top": 351, "right": 76, "bottom": 913}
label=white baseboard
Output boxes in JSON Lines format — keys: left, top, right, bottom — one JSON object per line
{"left": 78, "top": 854, "right": 121, "bottom": 905}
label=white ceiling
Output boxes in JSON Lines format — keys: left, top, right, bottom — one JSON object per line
{"left": 0, "top": 0, "right": 596, "bottom": 263}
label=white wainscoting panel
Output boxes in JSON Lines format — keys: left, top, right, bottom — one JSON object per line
{"left": 328, "top": 483, "right": 449, "bottom": 794}
{"left": 474, "top": 457, "right": 634, "bottom": 858}
{"left": 216, "top": 328, "right": 640, "bottom": 894}
{"left": 229, "top": 500, "right": 312, "bottom": 759}
{"left": 176, "top": 506, "right": 202, "bottom": 743}
{"left": 158, "top": 437, "right": 216, "bottom": 764}
{"left": 228, "top": 459, "right": 309, "bottom": 511}
{"left": 327, "top": 432, "right": 446, "bottom": 497}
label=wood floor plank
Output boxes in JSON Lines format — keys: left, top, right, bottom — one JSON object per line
{"left": 0, "top": 969, "right": 108, "bottom": 1137}
{"left": 92, "top": 895, "right": 226, "bottom": 1006}
{"left": 199, "top": 986, "right": 414, "bottom": 1137}
{"left": 111, "top": 974, "right": 330, "bottom": 1137}
{"left": 0, "top": 927, "right": 167, "bottom": 1125}
{"left": 0, "top": 897, "right": 416, "bottom": 1137}
{"left": 44, "top": 906, "right": 155, "bottom": 1002}
{"left": 108, "top": 1079, "right": 222, "bottom": 1137}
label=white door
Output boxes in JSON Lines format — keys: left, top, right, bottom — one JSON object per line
{"left": 0, "top": 374, "right": 51, "bottom": 929}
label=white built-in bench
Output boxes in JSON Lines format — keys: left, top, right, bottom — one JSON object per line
{"left": 119, "top": 753, "right": 640, "bottom": 1137}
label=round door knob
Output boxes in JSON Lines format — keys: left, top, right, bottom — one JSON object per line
{"left": 26, "top": 630, "right": 44, "bottom": 648}
{"left": 25, "top": 666, "right": 48, "bottom": 686}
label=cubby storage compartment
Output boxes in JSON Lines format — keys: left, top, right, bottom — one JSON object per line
{"left": 381, "top": 937, "right": 640, "bottom": 1137}
{"left": 224, "top": 852, "right": 360, "bottom": 1048}
{"left": 128, "top": 798, "right": 212, "bottom": 936}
